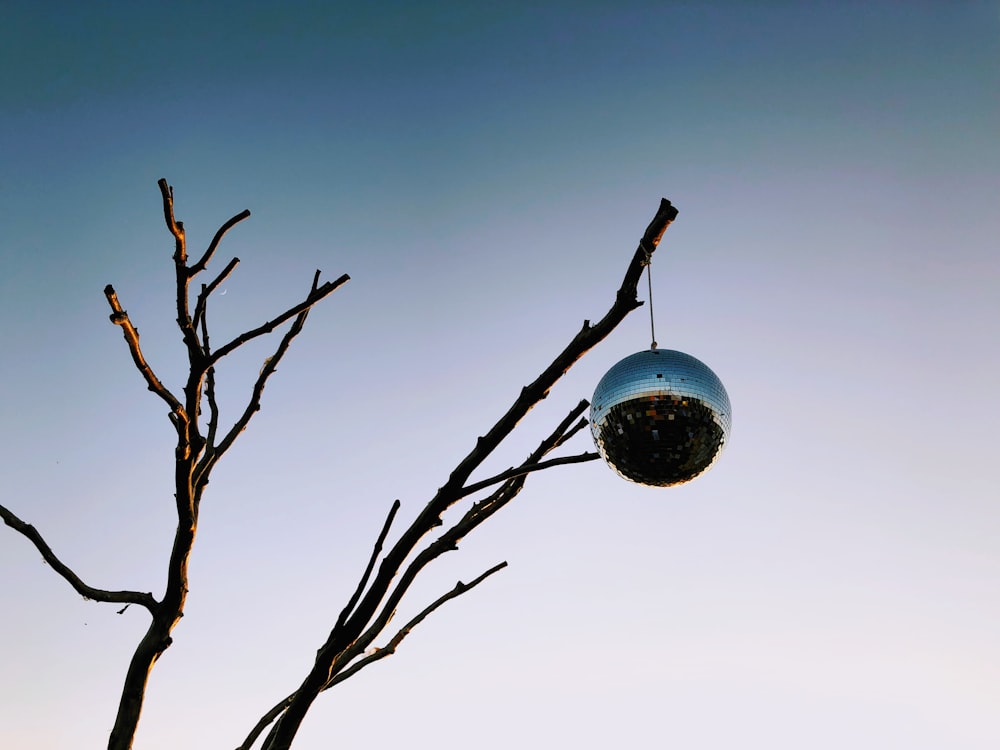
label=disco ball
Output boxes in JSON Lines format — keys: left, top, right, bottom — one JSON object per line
{"left": 590, "top": 349, "right": 731, "bottom": 487}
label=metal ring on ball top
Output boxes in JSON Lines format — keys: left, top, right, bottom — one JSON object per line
{"left": 590, "top": 225, "right": 731, "bottom": 487}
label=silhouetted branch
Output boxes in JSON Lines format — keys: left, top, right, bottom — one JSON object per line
{"left": 0, "top": 504, "right": 157, "bottom": 612}
{"left": 103, "top": 285, "right": 186, "bottom": 424}
{"left": 335, "top": 500, "right": 402, "bottom": 631}
{"left": 237, "top": 697, "right": 294, "bottom": 750}
{"left": 193, "top": 256, "right": 240, "bottom": 332}
{"left": 259, "top": 400, "right": 601, "bottom": 747}
{"left": 157, "top": 178, "right": 184, "bottom": 250}
{"left": 443, "top": 199, "right": 678, "bottom": 494}
{"left": 457, "top": 451, "right": 600, "bottom": 500}
{"left": 328, "top": 561, "right": 507, "bottom": 687}
{"left": 103, "top": 180, "right": 350, "bottom": 750}
{"left": 457, "top": 400, "right": 595, "bottom": 499}
{"left": 240, "top": 561, "right": 507, "bottom": 750}
{"left": 325, "top": 403, "right": 591, "bottom": 685}
{"left": 210, "top": 273, "right": 350, "bottom": 363}
{"left": 196, "top": 273, "right": 343, "bottom": 487}
{"left": 363, "top": 398, "right": 595, "bottom": 637}
{"left": 261, "top": 199, "right": 678, "bottom": 750}
{"left": 190, "top": 211, "right": 251, "bottom": 276}
{"left": 200, "top": 301, "right": 222, "bottom": 451}
{"left": 157, "top": 179, "right": 206, "bottom": 361}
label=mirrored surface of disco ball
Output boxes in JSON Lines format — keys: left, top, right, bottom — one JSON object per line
{"left": 590, "top": 349, "right": 731, "bottom": 487}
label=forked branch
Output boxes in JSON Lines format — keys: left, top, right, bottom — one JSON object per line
{"left": 257, "top": 199, "right": 677, "bottom": 750}
{"left": 195, "top": 271, "right": 349, "bottom": 489}
{"left": 102, "top": 180, "right": 350, "bottom": 750}
{"left": 236, "top": 561, "right": 506, "bottom": 750}
{"left": 210, "top": 272, "right": 350, "bottom": 363}
{"left": 329, "top": 561, "right": 508, "bottom": 688}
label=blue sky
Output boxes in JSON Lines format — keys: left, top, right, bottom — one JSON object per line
{"left": 2, "top": 2, "right": 998, "bottom": 748}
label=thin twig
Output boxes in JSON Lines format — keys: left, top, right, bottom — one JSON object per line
{"left": 192, "top": 256, "right": 240, "bottom": 332}
{"left": 457, "top": 452, "right": 600, "bottom": 500}
{"left": 550, "top": 416, "right": 590, "bottom": 451}
{"left": 335, "top": 500, "right": 402, "bottom": 631}
{"left": 200, "top": 298, "right": 221, "bottom": 453}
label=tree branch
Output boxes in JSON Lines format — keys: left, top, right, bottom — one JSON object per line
{"left": 447, "top": 401, "right": 595, "bottom": 539}
{"left": 457, "top": 451, "right": 600, "bottom": 501}
{"left": 260, "top": 199, "right": 678, "bottom": 750}
{"left": 192, "top": 256, "right": 240, "bottom": 333}
{"left": 360, "top": 202, "right": 678, "bottom": 605}
{"left": 210, "top": 273, "right": 350, "bottom": 364}
{"left": 455, "top": 400, "right": 598, "bottom": 500}
{"left": 262, "top": 402, "right": 596, "bottom": 748}
{"left": 189, "top": 211, "right": 251, "bottom": 277}
{"left": 237, "top": 696, "right": 294, "bottom": 750}
{"left": 241, "top": 562, "right": 507, "bottom": 750}
{"left": 0, "top": 504, "right": 157, "bottom": 612}
{"left": 157, "top": 178, "right": 184, "bottom": 252}
{"left": 195, "top": 273, "right": 342, "bottom": 487}
{"left": 200, "top": 300, "right": 222, "bottom": 453}
{"left": 101, "top": 181, "right": 350, "bottom": 750}
{"left": 442, "top": 199, "right": 678, "bottom": 494}
{"left": 159, "top": 178, "right": 204, "bottom": 364}
{"left": 327, "top": 561, "right": 507, "bottom": 687}
{"left": 335, "top": 500, "right": 401, "bottom": 631}
{"left": 103, "top": 285, "right": 186, "bottom": 425}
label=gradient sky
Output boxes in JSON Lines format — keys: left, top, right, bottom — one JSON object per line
{"left": 2, "top": 2, "right": 998, "bottom": 749}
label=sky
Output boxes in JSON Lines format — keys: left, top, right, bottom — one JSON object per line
{"left": 1, "top": 1, "right": 998, "bottom": 748}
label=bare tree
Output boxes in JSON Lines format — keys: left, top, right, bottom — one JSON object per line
{"left": 0, "top": 179, "right": 677, "bottom": 750}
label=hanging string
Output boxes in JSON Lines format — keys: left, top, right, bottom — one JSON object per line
{"left": 644, "top": 246, "right": 657, "bottom": 350}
